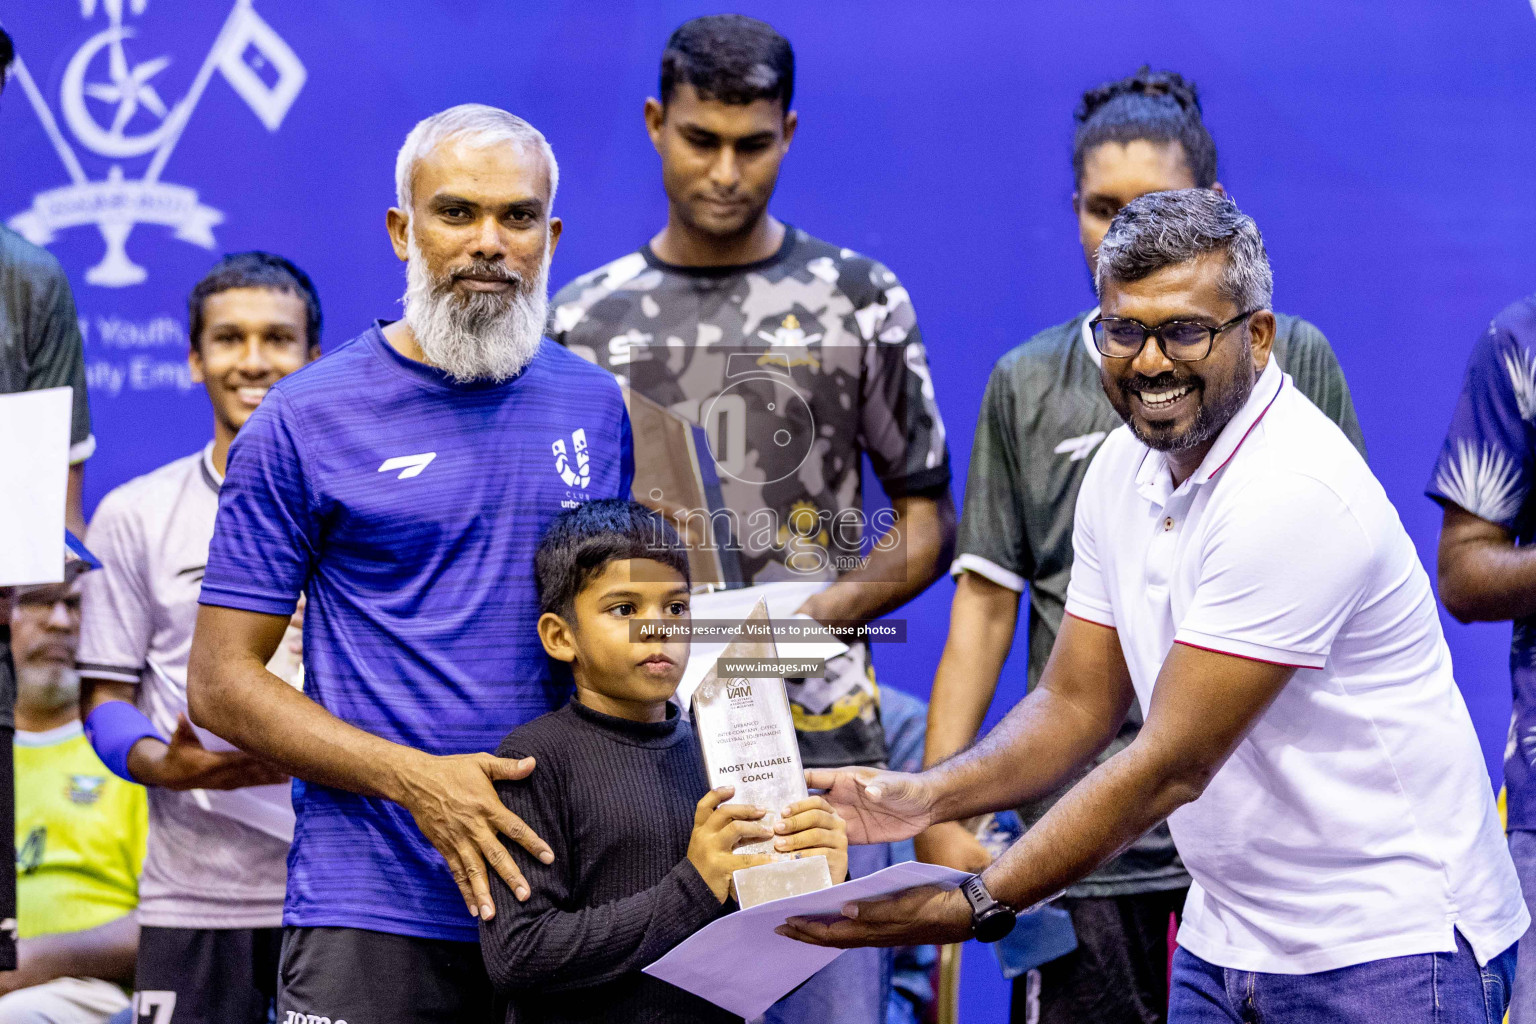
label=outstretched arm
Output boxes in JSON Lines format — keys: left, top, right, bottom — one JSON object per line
{"left": 978, "top": 642, "right": 1292, "bottom": 909}
{"left": 77, "top": 487, "right": 282, "bottom": 791}
{"left": 81, "top": 680, "right": 285, "bottom": 791}
{"left": 784, "top": 641, "right": 1294, "bottom": 948}
{"left": 187, "top": 604, "right": 551, "bottom": 921}
{"left": 810, "top": 613, "right": 1135, "bottom": 844}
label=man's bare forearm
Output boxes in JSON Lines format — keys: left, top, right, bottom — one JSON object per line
{"left": 980, "top": 738, "right": 1202, "bottom": 909}
{"left": 79, "top": 678, "right": 136, "bottom": 720}
{"left": 979, "top": 641, "right": 1294, "bottom": 908}
{"left": 3, "top": 913, "right": 138, "bottom": 989}
{"left": 1439, "top": 506, "right": 1536, "bottom": 622}
{"left": 923, "top": 573, "right": 1019, "bottom": 768}
{"left": 1443, "top": 544, "right": 1536, "bottom": 621}
{"left": 924, "top": 680, "right": 1127, "bottom": 825}
{"left": 186, "top": 605, "right": 427, "bottom": 802}
{"left": 801, "top": 493, "right": 956, "bottom": 626}
{"left": 920, "top": 615, "right": 1134, "bottom": 825}
{"left": 66, "top": 463, "right": 86, "bottom": 539}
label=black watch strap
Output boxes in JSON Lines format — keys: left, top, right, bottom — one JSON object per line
{"left": 960, "top": 874, "right": 1017, "bottom": 943}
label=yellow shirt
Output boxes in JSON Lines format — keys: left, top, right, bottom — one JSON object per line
{"left": 15, "top": 722, "right": 147, "bottom": 939}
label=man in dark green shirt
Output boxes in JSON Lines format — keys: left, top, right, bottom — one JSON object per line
{"left": 0, "top": 32, "right": 95, "bottom": 527}
{"left": 921, "top": 68, "right": 1364, "bottom": 1024}
{"left": 0, "top": 27, "right": 96, "bottom": 975}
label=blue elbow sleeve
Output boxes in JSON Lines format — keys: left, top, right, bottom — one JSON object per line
{"left": 83, "top": 700, "right": 164, "bottom": 783}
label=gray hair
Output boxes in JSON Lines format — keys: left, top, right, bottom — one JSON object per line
{"left": 394, "top": 104, "right": 560, "bottom": 213}
{"left": 1094, "top": 189, "right": 1273, "bottom": 312}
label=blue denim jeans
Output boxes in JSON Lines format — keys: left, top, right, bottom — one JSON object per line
{"left": 1168, "top": 931, "right": 1515, "bottom": 1024}
{"left": 1508, "top": 829, "right": 1536, "bottom": 1023}
{"left": 754, "top": 842, "right": 895, "bottom": 1024}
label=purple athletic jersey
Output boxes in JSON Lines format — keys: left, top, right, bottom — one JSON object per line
{"left": 200, "top": 324, "right": 634, "bottom": 941}
{"left": 1428, "top": 295, "right": 1536, "bottom": 829}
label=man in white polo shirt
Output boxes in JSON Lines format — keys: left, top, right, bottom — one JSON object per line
{"left": 782, "top": 189, "right": 1528, "bottom": 1022}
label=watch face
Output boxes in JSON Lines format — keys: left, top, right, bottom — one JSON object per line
{"left": 976, "top": 908, "right": 1017, "bottom": 944}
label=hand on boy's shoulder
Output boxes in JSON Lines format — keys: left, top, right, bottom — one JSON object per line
{"left": 486, "top": 717, "right": 568, "bottom": 878}
{"left": 491, "top": 747, "right": 552, "bottom": 802}
{"left": 493, "top": 708, "right": 572, "bottom": 783}
{"left": 490, "top": 730, "right": 563, "bottom": 811}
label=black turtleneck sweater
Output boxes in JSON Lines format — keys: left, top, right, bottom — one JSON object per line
{"left": 480, "top": 699, "right": 741, "bottom": 1024}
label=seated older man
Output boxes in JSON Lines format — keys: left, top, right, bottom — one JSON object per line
{"left": 0, "top": 582, "right": 145, "bottom": 1024}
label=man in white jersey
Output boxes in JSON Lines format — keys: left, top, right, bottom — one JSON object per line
{"left": 783, "top": 190, "right": 1528, "bottom": 1023}
{"left": 76, "top": 253, "right": 318, "bottom": 1024}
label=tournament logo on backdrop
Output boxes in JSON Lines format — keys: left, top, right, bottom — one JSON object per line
{"left": 6, "top": 0, "right": 305, "bottom": 287}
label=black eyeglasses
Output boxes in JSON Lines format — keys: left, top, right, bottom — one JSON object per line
{"left": 1089, "top": 309, "right": 1260, "bottom": 363}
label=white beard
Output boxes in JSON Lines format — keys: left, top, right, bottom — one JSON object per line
{"left": 16, "top": 666, "right": 79, "bottom": 718}
{"left": 401, "top": 234, "right": 550, "bottom": 383}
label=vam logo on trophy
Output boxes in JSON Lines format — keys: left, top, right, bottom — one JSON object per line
{"left": 6, "top": 0, "right": 306, "bottom": 287}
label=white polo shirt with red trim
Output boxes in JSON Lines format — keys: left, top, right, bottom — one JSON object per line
{"left": 1064, "top": 358, "right": 1527, "bottom": 974}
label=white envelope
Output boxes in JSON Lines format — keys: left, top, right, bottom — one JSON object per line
{"left": 170, "top": 630, "right": 303, "bottom": 844}
{"left": 0, "top": 387, "right": 71, "bottom": 586}
{"left": 644, "top": 861, "right": 970, "bottom": 1018}
{"left": 188, "top": 783, "right": 295, "bottom": 843}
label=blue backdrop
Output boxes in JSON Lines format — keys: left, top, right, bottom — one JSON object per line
{"left": 6, "top": 1, "right": 1536, "bottom": 1016}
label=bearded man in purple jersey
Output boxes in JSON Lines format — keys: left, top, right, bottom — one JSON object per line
{"left": 186, "top": 105, "right": 634, "bottom": 1024}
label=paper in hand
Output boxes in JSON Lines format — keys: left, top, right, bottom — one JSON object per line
{"left": 643, "top": 861, "right": 970, "bottom": 1018}
{"left": 0, "top": 387, "right": 71, "bottom": 586}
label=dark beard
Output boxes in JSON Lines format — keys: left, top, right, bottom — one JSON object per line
{"left": 1120, "top": 356, "right": 1256, "bottom": 455}
{"left": 1136, "top": 368, "right": 1253, "bottom": 451}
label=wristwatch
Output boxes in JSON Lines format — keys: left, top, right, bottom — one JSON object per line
{"left": 960, "top": 874, "right": 1017, "bottom": 943}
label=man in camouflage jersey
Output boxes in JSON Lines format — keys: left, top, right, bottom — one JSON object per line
{"left": 922, "top": 70, "right": 1365, "bottom": 1024}
{"left": 551, "top": 16, "right": 954, "bottom": 1024}
{"left": 555, "top": 239, "right": 947, "bottom": 768}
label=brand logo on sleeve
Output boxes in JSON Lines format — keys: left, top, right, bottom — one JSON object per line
{"left": 552, "top": 428, "right": 590, "bottom": 489}
{"left": 378, "top": 453, "right": 436, "bottom": 479}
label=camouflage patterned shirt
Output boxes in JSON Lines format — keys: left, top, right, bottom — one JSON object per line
{"left": 550, "top": 227, "right": 952, "bottom": 768}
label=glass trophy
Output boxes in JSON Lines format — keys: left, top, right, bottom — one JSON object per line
{"left": 691, "top": 600, "right": 832, "bottom": 908}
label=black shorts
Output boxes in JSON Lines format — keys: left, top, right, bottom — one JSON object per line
{"left": 0, "top": 633, "right": 17, "bottom": 972}
{"left": 1011, "top": 887, "right": 1188, "bottom": 1024}
{"left": 134, "top": 925, "right": 282, "bottom": 1024}
{"left": 278, "top": 926, "right": 494, "bottom": 1024}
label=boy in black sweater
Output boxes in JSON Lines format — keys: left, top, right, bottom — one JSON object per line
{"left": 480, "top": 499, "right": 848, "bottom": 1023}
